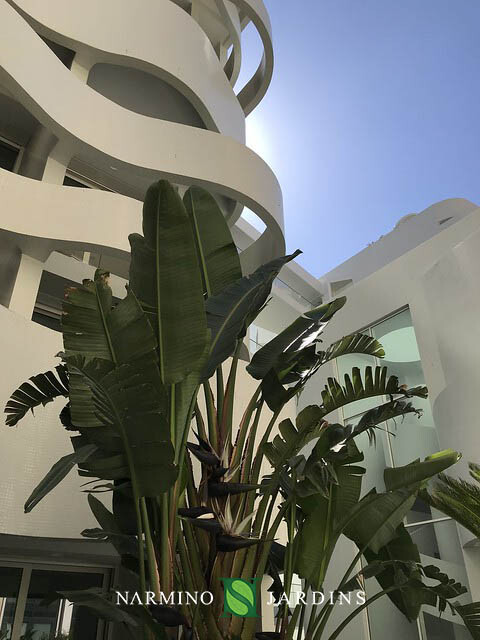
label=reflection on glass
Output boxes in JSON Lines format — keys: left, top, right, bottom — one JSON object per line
{"left": 371, "top": 310, "right": 439, "bottom": 468}
{"left": 0, "top": 566, "right": 22, "bottom": 640}
{"left": 423, "top": 612, "right": 470, "bottom": 640}
{"left": 365, "top": 576, "right": 420, "bottom": 640}
{"left": 22, "top": 569, "right": 103, "bottom": 640}
{"left": 407, "top": 519, "right": 467, "bottom": 576}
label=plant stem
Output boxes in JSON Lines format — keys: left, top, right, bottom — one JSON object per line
{"left": 221, "top": 339, "right": 242, "bottom": 449}
{"left": 160, "top": 493, "right": 170, "bottom": 593}
{"left": 327, "top": 586, "right": 399, "bottom": 640}
{"left": 216, "top": 365, "right": 224, "bottom": 438}
{"left": 230, "top": 386, "right": 262, "bottom": 471}
{"left": 141, "top": 497, "right": 160, "bottom": 598}
{"left": 203, "top": 382, "right": 218, "bottom": 452}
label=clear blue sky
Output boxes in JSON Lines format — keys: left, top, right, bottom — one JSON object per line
{"left": 239, "top": 0, "right": 480, "bottom": 276}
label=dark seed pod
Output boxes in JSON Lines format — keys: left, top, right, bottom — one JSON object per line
{"left": 208, "top": 481, "right": 260, "bottom": 498}
{"left": 178, "top": 506, "right": 213, "bottom": 518}
{"left": 187, "top": 443, "right": 219, "bottom": 467}
{"left": 211, "top": 466, "right": 229, "bottom": 479}
{"left": 216, "top": 535, "right": 261, "bottom": 552}
{"left": 148, "top": 605, "right": 187, "bottom": 627}
{"left": 185, "top": 517, "right": 223, "bottom": 534}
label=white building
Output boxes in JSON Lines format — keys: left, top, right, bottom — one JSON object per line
{"left": 298, "top": 198, "right": 480, "bottom": 640}
{"left": 0, "top": 1, "right": 478, "bottom": 639}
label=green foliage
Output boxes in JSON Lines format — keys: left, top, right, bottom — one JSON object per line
{"left": 425, "top": 461, "right": 480, "bottom": 539}
{"left": 4, "top": 364, "right": 68, "bottom": 426}
{"left": 5, "top": 180, "right": 477, "bottom": 640}
{"left": 129, "top": 180, "right": 208, "bottom": 383}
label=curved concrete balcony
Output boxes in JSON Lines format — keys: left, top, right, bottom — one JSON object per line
{"left": 0, "top": 0, "right": 285, "bottom": 271}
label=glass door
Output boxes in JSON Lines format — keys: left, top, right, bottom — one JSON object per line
{"left": 0, "top": 564, "right": 108, "bottom": 640}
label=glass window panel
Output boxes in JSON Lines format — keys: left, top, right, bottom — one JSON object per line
{"left": 22, "top": 569, "right": 103, "bottom": 640}
{"left": 407, "top": 519, "right": 468, "bottom": 576}
{"left": 371, "top": 309, "right": 439, "bottom": 467}
{"left": 0, "top": 141, "right": 18, "bottom": 172}
{"left": 423, "top": 611, "right": 470, "bottom": 640}
{"left": 0, "top": 566, "right": 22, "bottom": 640}
{"left": 345, "top": 419, "right": 390, "bottom": 495}
{"left": 365, "top": 577, "right": 420, "bottom": 640}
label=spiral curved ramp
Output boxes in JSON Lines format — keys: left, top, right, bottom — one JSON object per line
{"left": 0, "top": 0, "right": 284, "bottom": 283}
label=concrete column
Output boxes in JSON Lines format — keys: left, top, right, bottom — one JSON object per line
{"left": 17, "top": 125, "right": 72, "bottom": 185}
{"left": 70, "top": 51, "right": 95, "bottom": 83}
{"left": 8, "top": 254, "right": 44, "bottom": 319}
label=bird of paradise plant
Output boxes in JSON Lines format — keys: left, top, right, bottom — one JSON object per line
{"left": 5, "top": 180, "right": 479, "bottom": 640}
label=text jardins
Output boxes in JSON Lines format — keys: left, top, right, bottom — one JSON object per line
{"left": 116, "top": 590, "right": 367, "bottom": 607}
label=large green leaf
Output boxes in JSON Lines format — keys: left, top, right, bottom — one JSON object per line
{"left": 362, "top": 524, "right": 423, "bottom": 621}
{"left": 129, "top": 180, "right": 208, "bottom": 383}
{"left": 84, "top": 493, "right": 138, "bottom": 559}
{"left": 246, "top": 297, "right": 346, "bottom": 380}
{"left": 343, "top": 488, "right": 417, "bottom": 553}
{"left": 294, "top": 463, "right": 365, "bottom": 588}
{"left": 384, "top": 449, "right": 461, "bottom": 492}
{"left": 425, "top": 462, "right": 480, "bottom": 538}
{"left": 454, "top": 601, "right": 480, "bottom": 639}
{"left": 317, "top": 332, "right": 385, "bottom": 365}
{"left": 63, "top": 270, "right": 156, "bottom": 365}
{"left": 264, "top": 369, "right": 427, "bottom": 469}
{"left": 202, "top": 250, "right": 301, "bottom": 379}
{"left": 5, "top": 365, "right": 69, "bottom": 427}
{"left": 67, "top": 356, "right": 177, "bottom": 496}
{"left": 24, "top": 444, "right": 96, "bottom": 513}
{"left": 45, "top": 588, "right": 139, "bottom": 626}
{"left": 348, "top": 398, "right": 423, "bottom": 443}
{"left": 183, "top": 186, "right": 242, "bottom": 297}
{"left": 321, "top": 365, "right": 428, "bottom": 418}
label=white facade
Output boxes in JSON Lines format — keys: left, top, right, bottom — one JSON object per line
{"left": 1, "top": 2, "right": 479, "bottom": 639}
{"left": 300, "top": 199, "right": 480, "bottom": 640}
{"left": 0, "top": 2, "right": 320, "bottom": 637}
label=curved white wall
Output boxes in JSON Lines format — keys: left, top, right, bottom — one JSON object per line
{"left": 0, "top": 0, "right": 285, "bottom": 541}
{"left": 0, "top": 0, "right": 285, "bottom": 270}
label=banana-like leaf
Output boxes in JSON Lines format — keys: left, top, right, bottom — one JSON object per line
{"left": 129, "top": 180, "right": 208, "bottom": 383}
{"left": 263, "top": 369, "right": 427, "bottom": 469}
{"left": 384, "top": 449, "right": 461, "bottom": 492}
{"left": 202, "top": 250, "right": 301, "bottom": 379}
{"left": 24, "top": 443, "right": 96, "bottom": 513}
{"left": 5, "top": 365, "right": 69, "bottom": 427}
{"left": 63, "top": 270, "right": 157, "bottom": 365}
{"left": 278, "top": 333, "right": 385, "bottom": 387}
{"left": 85, "top": 494, "right": 138, "bottom": 558}
{"left": 318, "top": 332, "right": 385, "bottom": 365}
{"left": 67, "top": 356, "right": 177, "bottom": 496}
{"left": 247, "top": 297, "right": 346, "bottom": 380}
{"left": 348, "top": 398, "right": 422, "bottom": 442}
{"left": 294, "top": 464, "right": 365, "bottom": 588}
{"left": 44, "top": 588, "right": 138, "bottom": 626}
{"left": 183, "top": 186, "right": 242, "bottom": 297}
{"left": 454, "top": 601, "right": 480, "bottom": 639}
{"left": 343, "top": 488, "right": 417, "bottom": 554}
{"left": 425, "top": 462, "right": 480, "bottom": 538}
{"left": 361, "top": 524, "right": 423, "bottom": 621}
{"left": 321, "top": 366, "right": 428, "bottom": 418}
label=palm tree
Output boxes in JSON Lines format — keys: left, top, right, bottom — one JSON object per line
{"left": 426, "top": 462, "right": 480, "bottom": 539}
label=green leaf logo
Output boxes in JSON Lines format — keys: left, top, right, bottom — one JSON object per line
{"left": 222, "top": 578, "right": 258, "bottom": 617}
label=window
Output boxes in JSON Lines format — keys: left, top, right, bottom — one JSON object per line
{"left": 249, "top": 324, "right": 277, "bottom": 355}
{"left": 0, "top": 139, "right": 20, "bottom": 172}
{"left": 0, "top": 563, "right": 108, "bottom": 640}
{"left": 335, "top": 308, "right": 471, "bottom": 639}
